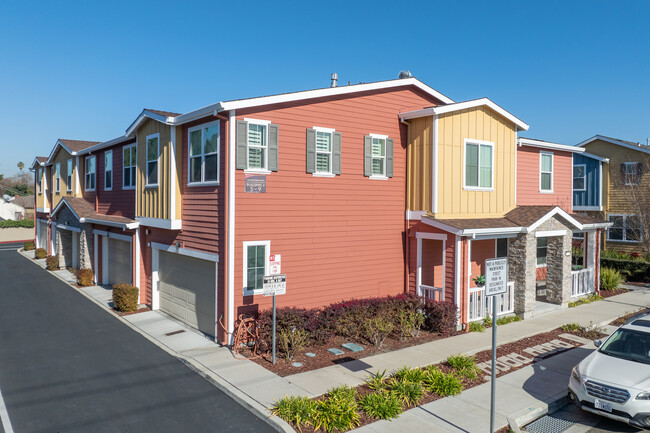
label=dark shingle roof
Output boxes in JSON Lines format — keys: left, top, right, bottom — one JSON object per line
{"left": 59, "top": 139, "right": 101, "bottom": 152}
{"left": 146, "top": 109, "right": 181, "bottom": 118}
{"left": 58, "top": 197, "right": 136, "bottom": 225}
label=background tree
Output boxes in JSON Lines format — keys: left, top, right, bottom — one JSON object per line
{"left": 17, "top": 161, "right": 24, "bottom": 172}
{"left": 612, "top": 155, "right": 650, "bottom": 253}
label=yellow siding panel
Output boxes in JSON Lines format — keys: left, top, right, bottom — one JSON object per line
{"left": 435, "top": 106, "right": 516, "bottom": 219}
{"left": 136, "top": 118, "right": 172, "bottom": 219}
{"left": 175, "top": 125, "right": 182, "bottom": 220}
{"left": 406, "top": 117, "right": 433, "bottom": 211}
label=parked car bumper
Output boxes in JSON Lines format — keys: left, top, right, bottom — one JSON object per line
{"left": 569, "top": 378, "right": 650, "bottom": 429}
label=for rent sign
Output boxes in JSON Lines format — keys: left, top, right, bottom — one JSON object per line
{"left": 485, "top": 258, "right": 508, "bottom": 297}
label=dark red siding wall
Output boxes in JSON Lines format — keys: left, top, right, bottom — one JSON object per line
{"left": 95, "top": 140, "right": 136, "bottom": 218}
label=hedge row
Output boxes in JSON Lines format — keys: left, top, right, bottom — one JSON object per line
{"left": 0, "top": 219, "right": 34, "bottom": 228}
{"left": 600, "top": 257, "right": 650, "bottom": 281}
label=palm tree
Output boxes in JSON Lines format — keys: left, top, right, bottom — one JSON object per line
{"left": 17, "top": 161, "right": 24, "bottom": 172}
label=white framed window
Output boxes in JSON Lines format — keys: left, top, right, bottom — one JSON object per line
{"left": 573, "top": 164, "right": 586, "bottom": 191}
{"left": 146, "top": 133, "right": 159, "bottom": 186}
{"left": 85, "top": 155, "right": 96, "bottom": 191}
{"left": 536, "top": 237, "right": 547, "bottom": 266}
{"left": 123, "top": 143, "right": 136, "bottom": 189}
{"left": 66, "top": 159, "right": 73, "bottom": 192}
{"left": 314, "top": 127, "right": 334, "bottom": 175}
{"left": 55, "top": 162, "right": 61, "bottom": 193}
{"left": 623, "top": 162, "right": 640, "bottom": 186}
{"left": 540, "top": 152, "right": 553, "bottom": 192}
{"left": 37, "top": 168, "right": 42, "bottom": 194}
{"left": 247, "top": 120, "right": 268, "bottom": 171}
{"left": 464, "top": 139, "right": 494, "bottom": 190}
{"left": 104, "top": 150, "right": 113, "bottom": 191}
{"left": 607, "top": 214, "right": 641, "bottom": 242}
{"left": 188, "top": 121, "right": 220, "bottom": 185}
{"left": 371, "top": 134, "right": 387, "bottom": 177}
{"left": 242, "top": 240, "right": 270, "bottom": 294}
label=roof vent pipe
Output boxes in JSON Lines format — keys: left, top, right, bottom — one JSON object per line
{"left": 330, "top": 73, "right": 338, "bottom": 88}
{"left": 399, "top": 70, "right": 412, "bottom": 79}
{"left": 647, "top": 138, "right": 650, "bottom": 147}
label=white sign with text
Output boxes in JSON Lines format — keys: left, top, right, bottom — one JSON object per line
{"left": 485, "top": 258, "right": 508, "bottom": 297}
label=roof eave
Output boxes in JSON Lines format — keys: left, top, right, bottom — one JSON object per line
{"left": 79, "top": 217, "right": 139, "bottom": 230}
{"left": 517, "top": 138, "right": 585, "bottom": 153}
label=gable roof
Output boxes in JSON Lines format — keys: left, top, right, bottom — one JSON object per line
{"left": 45, "top": 139, "right": 101, "bottom": 164}
{"left": 52, "top": 197, "right": 138, "bottom": 229}
{"left": 579, "top": 152, "right": 609, "bottom": 163}
{"left": 125, "top": 108, "right": 181, "bottom": 136}
{"left": 170, "top": 77, "right": 455, "bottom": 126}
{"left": 399, "top": 97, "right": 529, "bottom": 131}
{"left": 30, "top": 156, "right": 46, "bottom": 170}
{"left": 577, "top": 135, "right": 650, "bottom": 155}
{"left": 517, "top": 137, "right": 585, "bottom": 153}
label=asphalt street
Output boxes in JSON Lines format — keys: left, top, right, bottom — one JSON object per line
{"left": 0, "top": 243, "right": 275, "bottom": 433}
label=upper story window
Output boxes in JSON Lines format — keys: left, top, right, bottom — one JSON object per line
{"left": 146, "top": 134, "right": 159, "bottom": 186}
{"left": 188, "top": 121, "right": 220, "bottom": 184}
{"left": 573, "top": 164, "right": 586, "bottom": 191}
{"left": 464, "top": 139, "right": 493, "bottom": 190}
{"left": 622, "top": 162, "right": 641, "bottom": 186}
{"left": 608, "top": 214, "right": 641, "bottom": 242}
{"left": 104, "top": 150, "right": 112, "bottom": 191}
{"left": 540, "top": 152, "right": 553, "bottom": 192}
{"left": 364, "top": 134, "right": 394, "bottom": 179}
{"left": 123, "top": 143, "right": 136, "bottom": 189}
{"left": 66, "top": 159, "right": 72, "bottom": 192}
{"left": 85, "top": 155, "right": 96, "bottom": 191}
{"left": 235, "top": 119, "right": 279, "bottom": 173}
{"left": 243, "top": 240, "right": 270, "bottom": 294}
{"left": 55, "top": 162, "right": 61, "bottom": 193}
{"left": 37, "top": 168, "right": 42, "bottom": 194}
{"left": 306, "top": 127, "right": 342, "bottom": 176}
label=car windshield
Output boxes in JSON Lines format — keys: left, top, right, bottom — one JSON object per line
{"left": 599, "top": 328, "right": 650, "bottom": 365}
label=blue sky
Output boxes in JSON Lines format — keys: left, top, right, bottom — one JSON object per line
{"left": 0, "top": 0, "right": 648, "bottom": 177}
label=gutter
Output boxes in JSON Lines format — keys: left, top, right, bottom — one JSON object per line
{"left": 80, "top": 217, "right": 139, "bottom": 230}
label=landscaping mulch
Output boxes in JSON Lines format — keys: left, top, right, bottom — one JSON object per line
{"left": 250, "top": 331, "right": 459, "bottom": 377}
{"left": 116, "top": 307, "right": 150, "bottom": 316}
{"left": 610, "top": 307, "right": 650, "bottom": 326}
{"left": 599, "top": 288, "right": 631, "bottom": 299}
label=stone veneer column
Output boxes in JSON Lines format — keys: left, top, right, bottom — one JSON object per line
{"left": 55, "top": 229, "right": 64, "bottom": 267}
{"left": 79, "top": 227, "right": 93, "bottom": 270}
{"left": 508, "top": 233, "right": 537, "bottom": 317}
{"left": 545, "top": 234, "right": 572, "bottom": 306}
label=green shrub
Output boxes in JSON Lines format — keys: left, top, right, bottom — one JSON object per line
{"left": 469, "top": 321, "right": 485, "bottom": 332}
{"left": 362, "top": 316, "right": 394, "bottom": 348}
{"left": 600, "top": 257, "right": 649, "bottom": 281}
{"left": 0, "top": 219, "right": 34, "bottom": 228}
{"left": 112, "top": 283, "right": 139, "bottom": 312}
{"left": 34, "top": 248, "right": 46, "bottom": 259}
{"left": 312, "top": 386, "right": 359, "bottom": 433}
{"left": 446, "top": 354, "right": 481, "bottom": 380}
{"left": 600, "top": 267, "right": 623, "bottom": 290}
{"left": 396, "top": 310, "right": 424, "bottom": 339}
{"left": 423, "top": 368, "right": 463, "bottom": 396}
{"left": 569, "top": 293, "right": 603, "bottom": 308}
{"left": 23, "top": 240, "right": 35, "bottom": 251}
{"left": 366, "top": 370, "right": 389, "bottom": 391}
{"left": 358, "top": 391, "right": 403, "bottom": 420}
{"left": 271, "top": 396, "right": 315, "bottom": 431}
{"left": 45, "top": 255, "right": 58, "bottom": 270}
{"left": 77, "top": 268, "right": 93, "bottom": 287}
{"left": 389, "top": 379, "right": 424, "bottom": 406}
{"left": 392, "top": 366, "right": 426, "bottom": 384}
{"left": 560, "top": 323, "right": 581, "bottom": 332}
{"left": 278, "top": 328, "right": 309, "bottom": 360}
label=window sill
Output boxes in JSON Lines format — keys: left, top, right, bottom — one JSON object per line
{"left": 369, "top": 175, "right": 388, "bottom": 180}
{"left": 312, "top": 173, "right": 335, "bottom": 178}
{"left": 122, "top": 186, "right": 136, "bottom": 190}
{"left": 145, "top": 184, "right": 159, "bottom": 189}
{"left": 187, "top": 181, "right": 220, "bottom": 187}
{"left": 539, "top": 190, "right": 554, "bottom": 194}
{"left": 607, "top": 239, "right": 641, "bottom": 243}
{"left": 243, "top": 289, "right": 263, "bottom": 297}
{"left": 104, "top": 188, "right": 112, "bottom": 192}
{"left": 463, "top": 187, "right": 494, "bottom": 191}
{"left": 244, "top": 169, "right": 271, "bottom": 175}
{"left": 536, "top": 264, "right": 547, "bottom": 269}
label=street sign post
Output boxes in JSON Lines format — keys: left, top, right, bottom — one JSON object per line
{"left": 485, "top": 257, "right": 508, "bottom": 433}
{"left": 263, "top": 272, "right": 286, "bottom": 365}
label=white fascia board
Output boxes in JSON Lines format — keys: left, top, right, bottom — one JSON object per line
{"left": 582, "top": 222, "right": 613, "bottom": 229}
{"left": 577, "top": 135, "right": 650, "bottom": 154}
{"left": 218, "top": 78, "right": 454, "bottom": 113}
{"left": 80, "top": 217, "right": 139, "bottom": 230}
{"left": 45, "top": 141, "right": 75, "bottom": 165}
{"left": 30, "top": 157, "right": 46, "bottom": 169}
{"left": 463, "top": 227, "right": 525, "bottom": 237}
{"left": 406, "top": 210, "right": 427, "bottom": 220}
{"left": 527, "top": 206, "right": 583, "bottom": 232}
{"left": 420, "top": 216, "right": 462, "bottom": 235}
{"left": 535, "top": 229, "right": 568, "bottom": 238}
{"left": 136, "top": 216, "right": 182, "bottom": 230}
{"left": 125, "top": 110, "right": 174, "bottom": 136}
{"left": 517, "top": 138, "right": 585, "bottom": 153}
{"left": 51, "top": 198, "right": 80, "bottom": 220}
{"left": 433, "top": 98, "right": 529, "bottom": 131}
{"left": 78, "top": 135, "right": 132, "bottom": 156}
{"left": 150, "top": 241, "right": 219, "bottom": 262}
{"left": 56, "top": 223, "right": 81, "bottom": 233}
{"left": 581, "top": 152, "right": 609, "bottom": 163}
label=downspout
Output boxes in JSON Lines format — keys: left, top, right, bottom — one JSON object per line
{"left": 227, "top": 110, "right": 236, "bottom": 344}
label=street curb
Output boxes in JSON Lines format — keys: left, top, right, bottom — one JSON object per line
{"left": 15, "top": 249, "right": 294, "bottom": 433}
{"left": 508, "top": 395, "right": 569, "bottom": 432}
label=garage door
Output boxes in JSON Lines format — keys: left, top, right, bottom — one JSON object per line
{"left": 159, "top": 251, "right": 216, "bottom": 337}
{"left": 37, "top": 221, "right": 47, "bottom": 249}
{"left": 107, "top": 238, "right": 132, "bottom": 285}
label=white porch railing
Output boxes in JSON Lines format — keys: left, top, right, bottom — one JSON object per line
{"left": 571, "top": 268, "right": 594, "bottom": 298}
{"left": 468, "top": 281, "right": 515, "bottom": 322}
{"left": 421, "top": 285, "right": 444, "bottom": 302}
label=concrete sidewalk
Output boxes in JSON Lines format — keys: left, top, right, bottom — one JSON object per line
{"left": 17, "top": 248, "right": 650, "bottom": 432}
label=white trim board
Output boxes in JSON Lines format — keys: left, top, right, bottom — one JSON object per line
{"left": 136, "top": 216, "right": 182, "bottom": 230}
{"left": 577, "top": 135, "right": 650, "bottom": 155}
{"left": 415, "top": 232, "right": 448, "bottom": 241}
{"left": 535, "top": 230, "right": 568, "bottom": 238}
{"left": 518, "top": 137, "right": 585, "bottom": 153}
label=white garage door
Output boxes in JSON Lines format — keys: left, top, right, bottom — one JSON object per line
{"left": 37, "top": 221, "right": 48, "bottom": 249}
{"left": 107, "top": 238, "right": 132, "bottom": 285}
{"left": 159, "top": 251, "right": 216, "bottom": 337}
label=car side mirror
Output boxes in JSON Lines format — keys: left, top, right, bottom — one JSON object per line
{"left": 594, "top": 339, "right": 602, "bottom": 348}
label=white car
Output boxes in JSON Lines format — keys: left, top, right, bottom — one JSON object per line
{"left": 568, "top": 313, "right": 650, "bottom": 429}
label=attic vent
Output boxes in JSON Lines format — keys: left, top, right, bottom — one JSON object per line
{"left": 399, "top": 70, "right": 413, "bottom": 79}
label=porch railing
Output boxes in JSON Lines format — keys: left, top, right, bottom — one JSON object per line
{"left": 571, "top": 268, "right": 594, "bottom": 298}
{"left": 468, "top": 281, "right": 515, "bottom": 322}
{"left": 421, "top": 284, "right": 444, "bottom": 302}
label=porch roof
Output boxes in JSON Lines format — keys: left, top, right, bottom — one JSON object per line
{"left": 52, "top": 197, "right": 138, "bottom": 230}
{"left": 421, "top": 205, "right": 610, "bottom": 236}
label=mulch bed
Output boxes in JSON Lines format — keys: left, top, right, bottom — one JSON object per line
{"left": 249, "top": 331, "right": 459, "bottom": 377}
{"left": 610, "top": 307, "right": 650, "bottom": 326}
{"left": 599, "top": 288, "right": 631, "bottom": 299}
{"left": 116, "top": 307, "right": 151, "bottom": 316}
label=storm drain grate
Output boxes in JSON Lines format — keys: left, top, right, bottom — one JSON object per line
{"left": 523, "top": 414, "right": 575, "bottom": 433}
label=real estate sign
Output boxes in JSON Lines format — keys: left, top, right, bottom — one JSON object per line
{"left": 485, "top": 258, "right": 508, "bottom": 297}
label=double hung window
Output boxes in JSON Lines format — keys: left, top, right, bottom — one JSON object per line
{"left": 536, "top": 237, "right": 547, "bottom": 266}
{"left": 364, "top": 134, "right": 393, "bottom": 179}
{"left": 55, "top": 163, "right": 60, "bottom": 193}
{"left": 236, "top": 119, "right": 279, "bottom": 172}
{"left": 247, "top": 123, "right": 267, "bottom": 171}
{"left": 123, "top": 144, "right": 136, "bottom": 189}
{"left": 104, "top": 150, "right": 112, "bottom": 190}
{"left": 371, "top": 137, "right": 386, "bottom": 176}
{"left": 85, "top": 155, "right": 96, "bottom": 191}
{"left": 189, "top": 121, "right": 220, "bottom": 184}
{"left": 608, "top": 214, "right": 641, "bottom": 242}
{"left": 573, "top": 164, "right": 586, "bottom": 191}
{"left": 37, "top": 168, "right": 42, "bottom": 193}
{"left": 243, "top": 241, "right": 270, "bottom": 294}
{"left": 464, "top": 140, "right": 493, "bottom": 189}
{"left": 146, "top": 134, "right": 159, "bottom": 186}
{"left": 66, "top": 159, "right": 72, "bottom": 192}
{"left": 622, "top": 162, "right": 641, "bottom": 186}
{"left": 540, "top": 152, "right": 553, "bottom": 192}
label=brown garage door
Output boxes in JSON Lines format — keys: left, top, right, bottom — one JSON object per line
{"left": 107, "top": 238, "right": 132, "bottom": 285}
{"left": 159, "top": 251, "right": 216, "bottom": 337}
